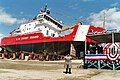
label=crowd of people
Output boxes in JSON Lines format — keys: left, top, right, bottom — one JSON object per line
{"left": 88, "top": 43, "right": 103, "bottom": 54}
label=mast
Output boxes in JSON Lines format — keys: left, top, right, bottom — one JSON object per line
{"left": 44, "top": 4, "right": 47, "bottom": 12}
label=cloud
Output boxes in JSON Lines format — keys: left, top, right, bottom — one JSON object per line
{"left": 0, "top": 6, "right": 26, "bottom": 41}
{"left": 17, "top": 18, "right": 27, "bottom": 24}
{"left": 68, "top": 0, "right": 93, "bottom": 10}
{"left": 0, "top": 32, "right": 4, "bottom": 43}
{"left": 0, "top": 7, "right": 17, "bottom": 25}
{"left": 0, "top": 33, "right": 4, "bottom": 38}
{"left": 111, "top": 2, "right": 119, "bottom": 7}
{"left": 20, "top": 11, "right": 24, "bottom": 14}
{"left": 68, "top": 3, "right": 79, "bottom": 10}
{"left": 88, "top": 7, "right": 120, "bottom": 31}
{"left": 0, "top": 6, "right": 25, "bottom": 25}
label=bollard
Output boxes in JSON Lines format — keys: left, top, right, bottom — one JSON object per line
{"left": 2, "top": 53, "right": 4, "bottom": 59}
{"left": 12, "top": 53, "right": 16, "bottom": 60}
{"left": 21, "top": 53, "right": 25, "bottom": 60}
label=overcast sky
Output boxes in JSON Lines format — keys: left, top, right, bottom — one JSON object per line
{"left": 0, "top": 0, "right": 120, "bottom": 39}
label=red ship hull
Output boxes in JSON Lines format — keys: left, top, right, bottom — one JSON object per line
{"left": 0, "top": 24, "right": 105, "bottom": 58}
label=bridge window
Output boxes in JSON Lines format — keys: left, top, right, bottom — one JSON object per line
{"left": 51, "top": 33, "right": 55, "bottom": 37}
{"left": 44, "top": 15, "right": 63, "bottom": 29}
{"left": 39, "top": 19, "right": 44, "bottom": 23}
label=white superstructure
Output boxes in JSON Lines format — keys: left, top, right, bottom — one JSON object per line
{"left": 11, "top": 5, "right": 64, "bottom": 37}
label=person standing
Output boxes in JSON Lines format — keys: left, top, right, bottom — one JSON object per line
{"left": 63, "top": 54, "right": 72, "bottom": 74}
